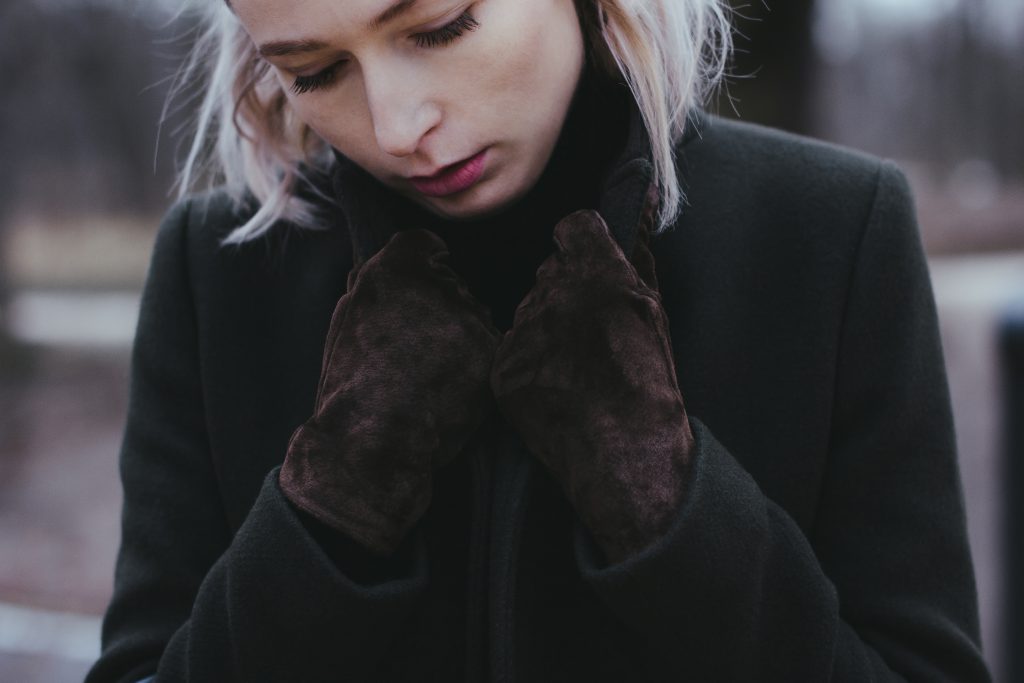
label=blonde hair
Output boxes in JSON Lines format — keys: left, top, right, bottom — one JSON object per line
{"left": 173, "top": 0, "right": 732, "bottom": 245}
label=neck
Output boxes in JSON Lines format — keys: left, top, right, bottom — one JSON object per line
{"left": 423, "top": 64, "right": 631, "bottom": 330}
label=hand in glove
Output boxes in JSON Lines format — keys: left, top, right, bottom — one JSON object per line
{"left": 281, "top": 228, "right": 501, "bottom": 556}
{"left": 490, "top": 210, "right": 695, "bottom": 565}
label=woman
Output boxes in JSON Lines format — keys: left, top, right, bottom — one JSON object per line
{"left": 87, "top": 0, "right": 991, "bottom": 680}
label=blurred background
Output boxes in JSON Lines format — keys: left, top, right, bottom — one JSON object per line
{"left": 0, "top": 0, "right": 1021, "bottom": 680}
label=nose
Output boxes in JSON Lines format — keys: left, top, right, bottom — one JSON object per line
{"left": 362, "top": 62, "right": 441, "bottom": 158}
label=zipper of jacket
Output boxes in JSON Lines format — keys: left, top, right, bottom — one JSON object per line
{"left": 488, "top": 427, "right": 533, "bottom": 683}
{"left": 465, "top": 415, "right": 494, "bottom": 682}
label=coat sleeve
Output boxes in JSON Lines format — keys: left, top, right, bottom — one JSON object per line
{"left": 570, "top": 162, "right": 992, "bottom": 681}
{"left": 86, "top": 198, "right": 430, "bottom": 683}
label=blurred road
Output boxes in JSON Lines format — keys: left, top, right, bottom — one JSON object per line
{"left": 0, "top": 295, "right": 132, "bottom": 680}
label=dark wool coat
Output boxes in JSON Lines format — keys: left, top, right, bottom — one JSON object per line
{"left": 87, "top": 109, "right": 991, "bottom": 682}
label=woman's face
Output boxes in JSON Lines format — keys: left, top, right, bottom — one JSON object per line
{"left": 231, "top": 0, "right": 586, "bottom": 219}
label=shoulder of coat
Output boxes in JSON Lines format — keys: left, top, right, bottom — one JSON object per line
{"left": 675, "top": 111, "right": 886, "bottom": 190}
{"left": 668, "top": 110, "right": 896, "bottom": 235}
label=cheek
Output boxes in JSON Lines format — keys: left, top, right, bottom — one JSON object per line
{"left": 453, "top": 0, "right": 583, "bottom": 142}
{"left": 288, "top": 86, "right": 379, "bottom": 165}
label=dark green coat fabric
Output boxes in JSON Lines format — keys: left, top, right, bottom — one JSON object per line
{"left": 87, "top": 109, "right": 991, "bottom": 682}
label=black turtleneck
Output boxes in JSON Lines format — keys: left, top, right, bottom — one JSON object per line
{"left": 421, "top": 64, "right": 632, "bottom": 332}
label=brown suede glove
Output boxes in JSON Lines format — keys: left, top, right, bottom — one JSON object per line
{"left": 281, "top": 228, "right": 501, "bottom": 556}
{"left": 490, "top": 209, "right": 695, "bottom": 565}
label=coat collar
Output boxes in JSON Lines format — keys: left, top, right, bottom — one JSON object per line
{"left": 330, "top": 97, "right": 704, "bottom": 268}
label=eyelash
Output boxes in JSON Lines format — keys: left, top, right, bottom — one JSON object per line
{"left": 290, "top": 9, "right": 480, "bottom": 95}
{"left": 413, "top": 10, "right": 479, "bottom": 48}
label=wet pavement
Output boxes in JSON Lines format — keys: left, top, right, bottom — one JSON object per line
{"left": 0, "top": 335, "right": 129, "bottom": 680}
{"left": 0, "top": 343, "right": 126, "bottom": 615}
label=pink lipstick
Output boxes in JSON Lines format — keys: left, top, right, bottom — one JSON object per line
{"left": 410, "top": 149, "right": 487, "bottom": 198}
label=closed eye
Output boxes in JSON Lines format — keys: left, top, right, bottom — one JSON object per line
{"left": 413, "top": 9, "right": 479, "bottom": 48}
{"left": 289, "top": 8, "right": 479, "bottom": 95}
{"left": 291, "top": 64, "right": 345, "bottom": 94}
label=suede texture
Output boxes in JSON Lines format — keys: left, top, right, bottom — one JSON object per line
{"left": 280, "top": 228, "right": 500, "bottom": 555}
{"left": 491, "top": 209, "right": 694, "bottom": 564}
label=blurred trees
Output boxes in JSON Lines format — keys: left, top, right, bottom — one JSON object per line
{"left": 815, "top": 0, "right": 1024, "bottom": 181}
{"left": 721, "top": 0, "right": 818, "bottom": 134}
{"left": 0, "top": 1, "right": 192, "bottom": 357}
{"left": 0, "top": 2, "right": 189, "bottom": 219}
{"left": 718, "top": 0, "right": 1023, "bottom": 187}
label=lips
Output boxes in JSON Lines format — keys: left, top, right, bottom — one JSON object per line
{"left": 409, "top": 149, "right": 488, "bottom": 198}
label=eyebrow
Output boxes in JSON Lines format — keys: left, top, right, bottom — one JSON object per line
{"left": 368, "top": 0, "right": 419, "bottom": 31}
{"left": 258, "top": 39, "right": 330, "bottom": 58}
{"left": 257, "top": 0, "right": 420, "bottom": 58}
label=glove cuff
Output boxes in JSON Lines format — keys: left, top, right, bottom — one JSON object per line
{"left": 280, "top": 422, "right": 433, "bottom": 556}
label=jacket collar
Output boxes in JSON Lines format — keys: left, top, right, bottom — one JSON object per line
{"left": 330, "top": 98, "right": 704, "bottom": 267}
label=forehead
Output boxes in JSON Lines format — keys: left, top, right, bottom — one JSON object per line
{"left": 231, "top": 0, "right": 411, "bottom": 43}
